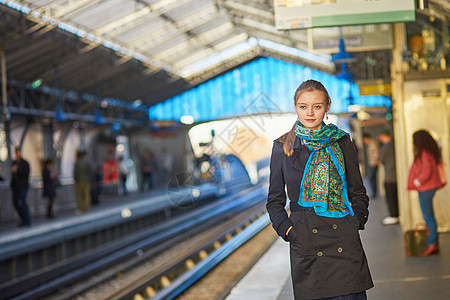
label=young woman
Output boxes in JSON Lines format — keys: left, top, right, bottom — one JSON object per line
{"left": 266, "top": 79, "right": 373, "bottom": 299}
{"left": 407, "top": 130, "right": 444, "bottom": 256}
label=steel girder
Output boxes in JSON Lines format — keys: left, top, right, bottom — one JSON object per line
{"left": 5, "top": 80, "right": 148, "bottom": 126}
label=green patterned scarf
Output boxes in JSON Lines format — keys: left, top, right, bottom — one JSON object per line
{"left": 295, "top": 121, "right": 354, "bottom": 218}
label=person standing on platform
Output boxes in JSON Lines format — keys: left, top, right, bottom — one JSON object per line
{"left": 91, "top": 166, "right": 103, "bottom": 205}
{"left": 407, "top": 130, "right": 445, "bottom": 256}
{"left": 118, "top": 156, "right": 129, "bottom": 196}
{"left": 161, "top": 147, "right": 174, "bottom": 188}
{"left": 363, "top": 134, "right": 379, "bottom": 198}
{"left": 73, "top": 150, "right": 92, "bottom": 213}
{"left": 11, "top": 148, "right": 31, "bottom": 227}
{"left": 140, "top": 149, "right": 154, "bottom": 192}
{"left": 266, "top": 79, "right": 373, "bottom": 300}
{"left": 42, "top": 159, "right": 58, "bottom": 219}
{"left": 378, "top": 130, "right": 399, "bottom": 225}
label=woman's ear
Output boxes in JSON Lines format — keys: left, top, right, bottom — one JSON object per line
{"left": 326, "top": 101, "right": 331, "bottom": 112}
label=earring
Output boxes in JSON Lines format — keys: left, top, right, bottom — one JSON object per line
{"left": 326, "top": 112, "right": 329, "bottom": 120}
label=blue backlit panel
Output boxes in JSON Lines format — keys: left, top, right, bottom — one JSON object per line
{"left": 149, "top": 57, "right": 391, "bottom": 122}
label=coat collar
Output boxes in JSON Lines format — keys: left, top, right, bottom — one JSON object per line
{"left": 292, "top": 136, "right": 310, "bottom": 171}
{"left": 293, "top": 136, "right": 302, "bottom": 149}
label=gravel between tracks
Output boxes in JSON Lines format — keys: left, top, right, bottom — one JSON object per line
{"left": 176, "top": 224, "right": 278, "bottom": 300}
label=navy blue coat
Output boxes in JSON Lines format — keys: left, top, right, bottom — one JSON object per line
{"left": 11, "top": 159, "right": 30, "bottom": 190}
{"left": 266, "top": 134, "right": 373, "bottom": 299}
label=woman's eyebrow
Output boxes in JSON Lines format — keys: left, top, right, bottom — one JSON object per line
{"left": 297, "top": 102, "right": 324, "bottom": 105}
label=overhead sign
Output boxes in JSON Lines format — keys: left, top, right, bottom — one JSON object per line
{"left": 359, "top": 83, "right": 391, "bottom": 96}
{"left": 274, "top": 0, "right": 415, "bottom": 30}
{"left": 310, "top": 24, "right": 393, "bottom": 53}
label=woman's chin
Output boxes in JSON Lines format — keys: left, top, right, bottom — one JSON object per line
{"left": 301, "top": 122, "right": 322, "bottom": 130}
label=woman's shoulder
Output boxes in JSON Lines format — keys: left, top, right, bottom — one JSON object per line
{"left": 337, "top": 133, "right": 352, "bottom": 145}
{"left": 276, "top": 131, "right": 289, "bottom": 144}
{"left": 420, "top": 150, "right": 437, "bottom": 162}
{"left": 272, "top": 132, "right": 289, "bottom": 153}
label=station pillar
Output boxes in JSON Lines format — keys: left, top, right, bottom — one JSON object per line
{"left": 391, "top": 23, "right": 450, "bottom": 232}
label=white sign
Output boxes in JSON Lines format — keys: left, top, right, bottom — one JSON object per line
{"left": 274, "top": 0, "right": 415, "bottom": 30}
{"left": 310, "top": 24, "right": 393, "bottom": 53}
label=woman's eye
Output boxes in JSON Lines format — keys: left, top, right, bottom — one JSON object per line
{"left": 300, "top": 106, "right": 306, "bottom": 109}
{"left": 315, "top": 106, "right": 322, "bottom": 109}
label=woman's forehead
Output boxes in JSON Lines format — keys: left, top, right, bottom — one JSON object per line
{"left": 296, "top": 90, "right": 327, "bottom": 103}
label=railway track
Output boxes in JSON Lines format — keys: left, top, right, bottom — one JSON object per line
{"left": 9, "top": 185, "right": 268, "bottom": 300}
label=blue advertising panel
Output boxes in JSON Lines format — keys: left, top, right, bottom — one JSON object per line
{"left": 149, "top": 57, "right": 391, "bottom": 122}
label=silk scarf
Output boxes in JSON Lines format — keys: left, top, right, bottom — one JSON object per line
{"left": 295, "top": 121, "right": 354, "bottom": 218}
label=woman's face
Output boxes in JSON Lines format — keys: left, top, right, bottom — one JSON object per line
{"left": 295, "top": 90, "right": 330, "bottom": 130}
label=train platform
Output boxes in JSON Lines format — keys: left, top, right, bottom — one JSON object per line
{"left": 0, "top": 183, "right": 219, "bottom": 247}
{"left": 226, "top": 197, "right": 450, "bottom": 300}
{"left": 0, "top": 189, "right": 163, "bottom": 234}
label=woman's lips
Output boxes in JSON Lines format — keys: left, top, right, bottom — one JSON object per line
{"left": 306, "top": 119, "right": 316, "bottom": 122}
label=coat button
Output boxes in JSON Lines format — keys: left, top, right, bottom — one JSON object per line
{"left": 333, "top": 224, "right": 338, "bottom": 230}
{"left": 312, "top": 228, "right": 318, "bottom": 234}
{"left": 338, "top": 247, "right": 343, "bottom": 253}
{"left": 317, "top": 251, "right": 323, "bottom": 256}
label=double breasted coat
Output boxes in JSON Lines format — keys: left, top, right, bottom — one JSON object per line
{"left": 266, "top": 133, "right": 373, "bottom": 299}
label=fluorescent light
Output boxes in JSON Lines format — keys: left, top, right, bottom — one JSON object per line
{"left": 180, "top": 115, "right": 194, "bottom": 124}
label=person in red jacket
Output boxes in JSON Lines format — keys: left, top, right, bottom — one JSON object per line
{"left": 407, "top": 130, "right": 445, "bottom": 256}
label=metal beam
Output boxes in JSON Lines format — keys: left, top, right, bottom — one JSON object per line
{"left": 30, "top": 0, "right": 99, "bottom": 19}
{"left": 76, "top": 63, "right": 129, "bottom": 92}
{"left": 39, "top": 53, "right": 95, "bottom": 85}
{"left": 219, "top": 0, "right": 274, "bottom": 22}
{"left": 8, "top": 43, "right": 68, "bottom": 78}
{"left": 234, "top": 23, "right": 308, "bottom": 49}
{"left": 90, "top": 0, "right": 193, "bottom": 38}
{"left": 22, "top": 0, "right": 99, "bottom": 37}
{"left": 151, "top": 21, "right": 235, "bottom": 62}
{"left": 6, "top": 37, "right": 57, "bottom": 67}
{"left": 259, "top": 47, "right": 334, "bottom": 74}
{"left": 172, "top": 32, "right": 249, "bottom": 71}
{"left": 234, "top": 17, "right": 308, "bottom": 44}
{"left": 128, "top": 5, "right": 218, "bottom": 51}
{"left": 7, "top": 106, "right": 144, "bottom": 127}
{"left": 19, "top": 3, "right": 164, "bottom": 77}
{"left": 185, "top": 47, "right": 260, "bottom": 85}
{"left": 1, "top": 47, "right": 9, "bottom": 121}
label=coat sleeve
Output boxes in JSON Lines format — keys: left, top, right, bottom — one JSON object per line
{"left": 266, "top": 141, "right": 293, "bottom": 241}
{"left": 341, "top": 136, "right": 369, "bottom": 230}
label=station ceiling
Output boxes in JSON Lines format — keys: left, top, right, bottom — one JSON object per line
{"left": 1, "top": 0, "right": 448, "bottom": 108}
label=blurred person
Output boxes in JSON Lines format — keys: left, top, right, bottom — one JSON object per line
{"left": 42, "top": 159, "right": 58, "bottom": 219}
{"left": 118, "top": 156, "right": 129, "bottom": 196}
{"left": 363, "top": 133, "right": 379, "bottom": 198}
{"left": 140, "top": 149, "right": 154, "bottom": 192}
{"left": 11, "top": 148, "right": 31, "bottom": 227}
{"left": 161, "top": 147, "right": 174, "bottom": 187}
{"left": 407, "top": 130, "right": 445, "bottom": 256}
{"left": 266, "top": 79, "right": 373, "bottom": 300}
{"left": 91, "top": 166, "right": 103, "bottom": 205}
{"left": 378, "top": 130, "right": 399, "bottom": 225}
{"left": 74, "top": 150, "right": 92, "bottom": 213}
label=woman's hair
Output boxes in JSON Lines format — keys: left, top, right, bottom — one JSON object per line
{"left": 412, "top": 130, "right": 441, "bottom": 163}
{"left": 280, "top": 79, "right": 330, "bottom": 156}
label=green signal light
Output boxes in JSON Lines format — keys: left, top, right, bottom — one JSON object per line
{"left": 31, "top": 79, "right": 42, "bottom": 88}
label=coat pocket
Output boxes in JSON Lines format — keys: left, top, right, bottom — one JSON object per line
{"left": 289, "top": 213, "right": 315, "bottom": 256}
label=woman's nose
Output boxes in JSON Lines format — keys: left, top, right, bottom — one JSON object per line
{"left": 307, "top": 107, "right": 313, "bottom": 116}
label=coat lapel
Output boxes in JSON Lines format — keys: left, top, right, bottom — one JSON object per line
{"left": 291, "top": 137, "right": 310, "bottom": 171}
